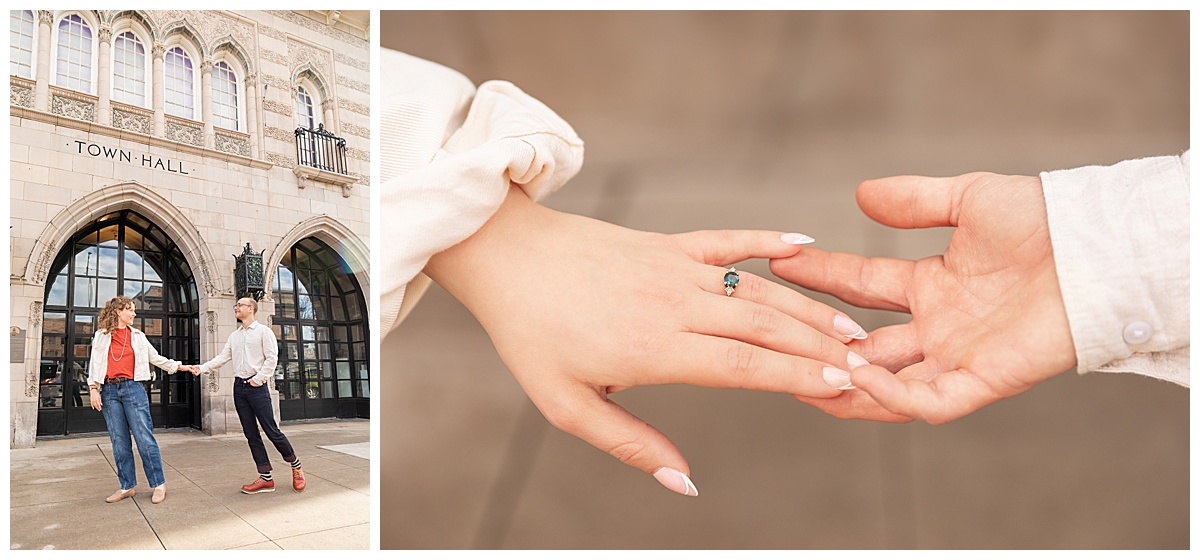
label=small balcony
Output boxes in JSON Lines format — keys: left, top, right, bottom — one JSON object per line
{"left": 293, "top": 124, "right": 356, "bottom": 197}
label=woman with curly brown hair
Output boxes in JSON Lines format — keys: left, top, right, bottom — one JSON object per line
{"left": 87, "top": 296, "right": 196, "bottom": 504}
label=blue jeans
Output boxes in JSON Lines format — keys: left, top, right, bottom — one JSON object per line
{"left": 233, "top": 377, "right": 295, "bottom": 473}
{"left": 101, "top": 380, "right": 165, "bottom": 490}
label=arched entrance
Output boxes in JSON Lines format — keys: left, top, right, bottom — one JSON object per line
{"left": 271, "top": 237, "right": 369, "bottom": 420}
{"left": 38, "top": 209, "right": 201, "bottom": 435}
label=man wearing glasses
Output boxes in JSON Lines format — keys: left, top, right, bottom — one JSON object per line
{"left": 189, "top": 297, "right": 306, "bottom": 494}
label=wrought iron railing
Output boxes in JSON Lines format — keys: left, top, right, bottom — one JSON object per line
{"left": 294, "top": 123, "right": 348, "bottom": 174}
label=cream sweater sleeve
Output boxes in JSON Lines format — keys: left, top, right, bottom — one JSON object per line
{"left": 379, "top": 49, "right": 585, "bottom": 337}
{"left": 1040, "top": 150, "right": 1190, "bottom": 386}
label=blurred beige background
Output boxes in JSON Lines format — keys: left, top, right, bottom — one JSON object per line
{"left": 380, "top": 11, "right": 1189, "bottom": 549}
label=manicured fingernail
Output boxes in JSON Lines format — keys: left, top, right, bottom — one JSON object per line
{"left": 781, "top": 233, "right": 816, "bottom": 245}
{"left": 823, "top": 366, "right": 856, "bottom": 390}
{"left": 834, "top": 315, "right": 868, "bottom": 339}
{"left": 653, "top": 467, "right": 699, "bottom": 497}
{"left": 847, "top": 351, "right": 870, "bottom": 370}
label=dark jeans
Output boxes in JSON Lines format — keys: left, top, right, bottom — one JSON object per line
{"left": 233, "top": 377, "right": 296, "bottom": 474}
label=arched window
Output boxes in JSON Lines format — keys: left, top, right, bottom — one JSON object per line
{"left": 164, "top": 46, "right": 195, "bottom": 119}
{"left": 271, "top": 237, "right": 369, "bottom": 420}
{"left": 211, "top": 60, "right": 239, "bottom": 131}
{"left": 295, "top": 84, "right": 318, "bottom": 129}
{"left": 10, "top": 10, "right": 36, "bottom": 79}
{"left": 40, "top": 210, "right": 200, "bottom": 436}
{"left": 55, "top": 13, "right": 94, "bottom": 93}
{"left": 111, "top": 30, "right": 147, "bottom": 106}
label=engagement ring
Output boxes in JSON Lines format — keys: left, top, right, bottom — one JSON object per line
{"left": 723, "top": 267, "right": 740, "bottom": 296}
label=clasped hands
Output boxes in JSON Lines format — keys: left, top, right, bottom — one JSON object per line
{"left": 426, "top": 172, "right": 1076, "bottom": 495}
{"left": 178, "top": 365, "right": 263, "bottom": 387}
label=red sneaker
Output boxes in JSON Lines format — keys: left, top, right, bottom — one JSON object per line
{"left": 292, "top": 467, "right": 306, "bottom": 492}
{"left": 241, "top": 478, "right": 275, "bottom": 494}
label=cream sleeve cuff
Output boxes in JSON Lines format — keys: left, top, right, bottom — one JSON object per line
{"left": 1040, "top": 150, "right": 1189, "bottom": 386}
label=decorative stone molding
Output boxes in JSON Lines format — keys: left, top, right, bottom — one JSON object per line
{"left": 266, "top": 10, "right": 369, "bottom": 48}
{"left": 263, "top": 125, "right": 294, "bottom": 143}
{"left": 166, "top": 118, "right": 203, "bottom": 146}
{"left": 112, "top": 106, "right": 154, "bottom": 135}
{"left": 30, "top": 301, "right": 43, "bottom": 330}
{"left": 340, "top": 122, "right": 369, "bottom": 140}
{"left": 201, "top": 59, "right": 214, "bottom": 74}
{"left": 346, "top": 147, "right": 369, "bottom": 163}
{"left": 11, "top": 83, "right": 33, "bottom": 108}
{"left": 205, "top": 310, "right": 217, "bottom": 335}
{"left": 38, "top": 10, "right": 53, "bottom": 26}
{"left": 31, "top": 244, "right": 56, "bottom": 286}
{"left": 293, "top": 165, "right": 358, "bottom": 198}
{"left": 352, "top": 173, "right": 369, "bottom": 187}
{"left": 288, "top": 40, "right": 333, "bottom": 87}
{"left": 197, "top": 255, "right": 218, "bottom": 297}
{"left": 51, "top": 92, "right": 97, "bottom": 122}
{"left": 265, "top": 152, "right": 297, "bottom": 168}
{"left": 259, "top": 24, "right": 286, "bottom": 42}
{"left": 261, "top": 74, "right": 291, "bottom": 91}
{"left": 261, "top": 48, "right": 288, "bottom": 66}
{"left": 153, "top": 42, "right": 165, "bottom": 59}
{"left": 215, "top": 130, "right": 250, "bottom": 157}
{"left": 338, "top": 98, "right": 368, "bottom": 117}
{"left": 334, "top": 51, "right": 368, "bottom": 73}
{"left": 98, "top": 25, "right": 113, "bottom": 43}
{"left": 206, "top": 371, "right": 219, "bottom": 394}
{"left": 266, "top": 215, "right": 371, "bottom": 300}
{"left": 25, "top": 301, "right": 44, "bottom": 398}
{"left": 263, "top": 98, "right": 292, "bottom": 117}
{"left": 340, "top": 77, "right": 370, "bottom": 95}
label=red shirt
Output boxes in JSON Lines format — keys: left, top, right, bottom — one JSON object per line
{"left": 106, "top": 328, "right": 135, "bottom": 380}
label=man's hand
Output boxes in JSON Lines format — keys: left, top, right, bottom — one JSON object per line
{"left": 771, "top": 172, "right": 1077, "bottom": 424}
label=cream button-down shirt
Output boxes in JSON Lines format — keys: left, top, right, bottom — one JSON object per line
{"left": 199, "top": 321, "right": 279, "bottom": 386}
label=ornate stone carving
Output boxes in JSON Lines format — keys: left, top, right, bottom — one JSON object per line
{"left": 153, "top": 42, "right": 165, "bottom": 59}
{"left": 112, "top": 107, "right": 153, "bottom": 134}
{"left": 26, "top": 368, "right": 38, "bottom": 398}
{"left": 340, "top": 122, "right": 369, "bottom": 140}
{"left": 166, "top": 120, "right": 203, "bottom": 146}
{"left": 32, "top": 244, "right": 55, "bottom": 286}
{"left": 38, "top": 10, "right": 53, "bottom": 26}
{"left": 288, "top": 40, "right": 333, "bottom": 86}
{"left": 11, "top": 84, "right": 33, "bottom": 108}
{"left": 265, "top": 10, "right": 369, "bottom": 48}
{"left": 259, "top": 24, "right": 286, "bottom": 42}
{"left": 51, "top": 94, "right": 97, "bottom": 122}
{"left": 198, "top": 256, "right": 218, "bottom": 297}
{"left": 351, "top": 172, "right": 369, "bottom": 187}
{"left": 215, "top": 132, "right": 250, "bottom": 157}
{"left": 264, "top": 125, "right": 295, "bottom": 143}
{"left": 338, "top": 98, "right": 369, "bottom": 117}
{"left": 346, "top": 147, "right": 369, "bottom": 163}
{"left": 98, "top": 25, "right": 112, "bottom": 43}
{"left": 30, "top": 301, "right": 43, "bottom": 330}
{"left": 205, "top": 310, "right": 217, "bottom": 335}
{"left": 262, "top": 99, "right": 292, "bottom": 117}
{"left": 261, "top": 48, "right": 288, "bottom": 66}
{"left": 340, "top": 77, "right": 370, "bottom": 95}
{"left": 334, "top": 51, "right": 368, "bottom": 73}
{"left": 262, "top": 74, "right": 290, "bottom": 91}
{"left": 206, "top": 370, "right": 219, "bottom": 394}
{"left": 265, "top": 152, "right": 297, "bottom": 168}
{"left": 201, "top": 59, "right": 214, "bottom": 74}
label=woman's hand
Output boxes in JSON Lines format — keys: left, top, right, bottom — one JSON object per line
{"left": 90, "top": 388, "right": 101, "bottom": 411}
{"left": 772, "top": 172, "right": 1077, "bottom": 424}
{"left": 426, "top": 187, "right": 869, "bottom": 496}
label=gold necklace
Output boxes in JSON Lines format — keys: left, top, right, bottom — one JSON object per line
{"left": 109, "top": 328, "right": 128, "bottom": 362}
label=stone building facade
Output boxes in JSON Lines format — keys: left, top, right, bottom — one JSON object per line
{"left": 9, "top": 10, "right": 371, "bottom": 448}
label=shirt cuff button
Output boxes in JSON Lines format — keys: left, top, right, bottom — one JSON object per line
{"left": 1123, "top": 321, "right": 1153, "bottom": 345}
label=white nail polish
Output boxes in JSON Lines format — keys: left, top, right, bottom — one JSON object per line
{"left": 834, "top": 315, "right": 868, "bottom": 340}
{"left": 822, "top": 367, "right": 856, "bottom": 390}
{"left": 847, "top": 351, "right": 870, "bottom": 370}
{"left": 781, "top": 233, "right": 816, "bottom": 245}
{"left": 653, "top": 467, "right": 699, "bottom": 497}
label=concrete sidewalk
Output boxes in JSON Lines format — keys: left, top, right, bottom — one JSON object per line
{"left": 10, "top": 419, "right": 369, "bottom": 550}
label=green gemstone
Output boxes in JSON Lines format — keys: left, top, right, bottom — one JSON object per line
{"left": 723, "top": 270, "right": 739, "bottom": 287}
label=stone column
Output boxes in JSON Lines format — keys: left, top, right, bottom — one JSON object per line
{"left": 246, "top": 73, "right": 260, "bottom": 159}
{"left": 321, "top": 97, "right": 337, "bottom": 134}
{"left": 33, "top": 10, "right": 53, "bottom": 112}
{"left": 96, "top": 25, "right": 112, "bottom": 126}
{"left": 201, "top": 59, "right": 214, "bottom": 148}
{"left": 152, "top": 42, "right": 166, "bottom": 137}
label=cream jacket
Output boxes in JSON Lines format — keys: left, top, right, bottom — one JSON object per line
{"left": 87, "top": 327, "right": 181, "bottom": 386}
{"left": 379, "top": 48, "right": 585, "bottom": 337}
{"left": 1042, "top": 150, "right": 1190, "bottom": 386}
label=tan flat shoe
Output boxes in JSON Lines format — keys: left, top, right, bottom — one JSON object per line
{"left": 106, "top": 488, "right": 135, "bottom": 503}
{"left": 152, "top": 484, "right": 166, "bottom": 504}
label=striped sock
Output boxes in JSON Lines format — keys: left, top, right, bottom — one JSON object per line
{"left": 260, "top": 472, "right": 272, "bottom": 482}
{"left": 291, "top": 458, "right": 302, "bottom": 470}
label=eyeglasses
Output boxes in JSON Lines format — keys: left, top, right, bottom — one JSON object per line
{"left": 234, "top": 303, "right": 253, "bottom": 309}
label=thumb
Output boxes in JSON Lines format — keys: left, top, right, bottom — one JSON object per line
{"left": 538, "top": 390, "right": 699, "bottom": 497}
{"left": 670, "top": 230, "right": 815, "bottom": 266}
{"left": 856, "top": 173, "right": 981, "bottom": 229}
